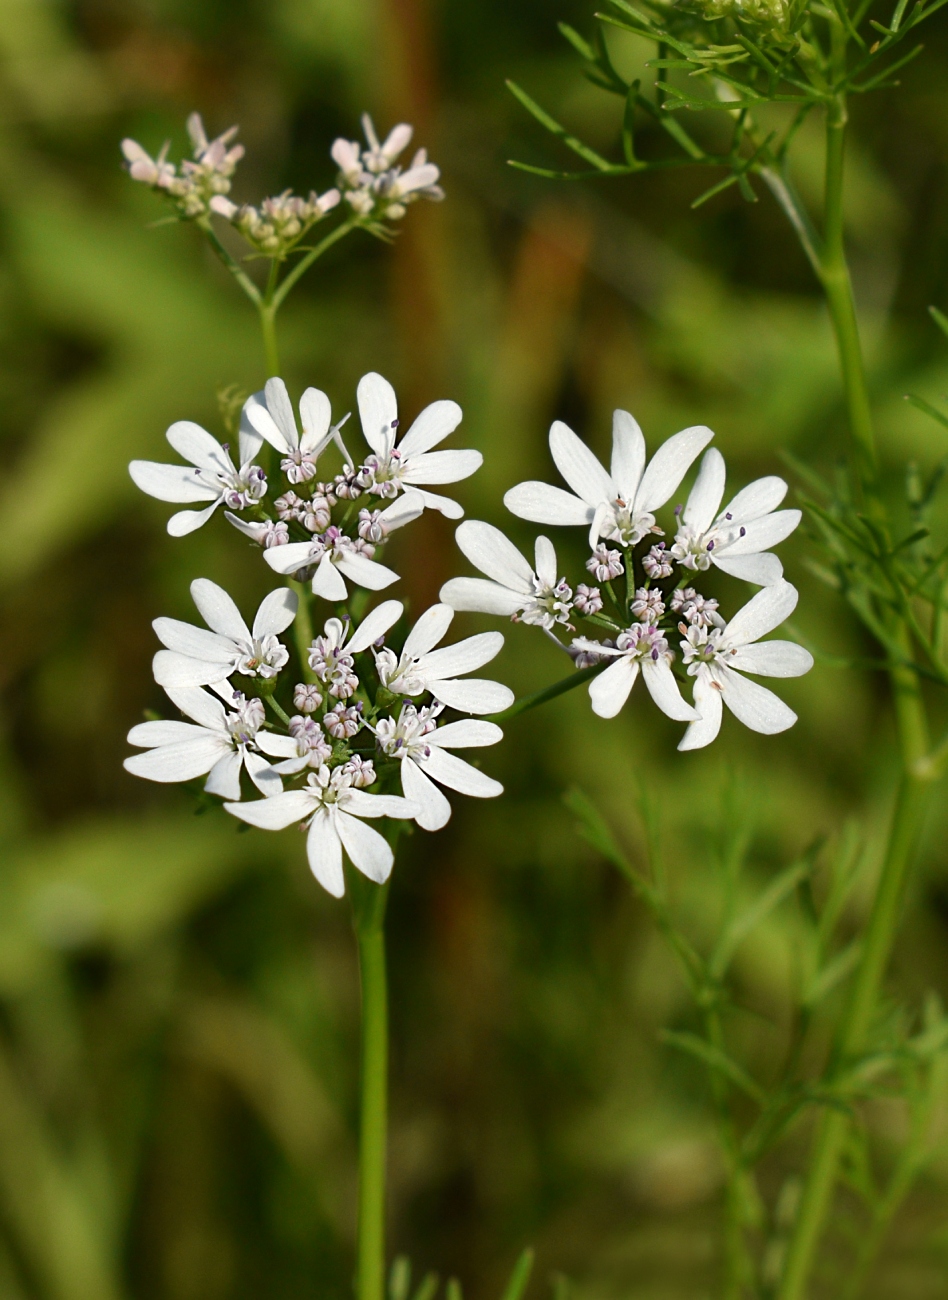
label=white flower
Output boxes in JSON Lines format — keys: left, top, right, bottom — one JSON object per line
{"left": 375, "top": 703, "right": 504, "bottom": 831}
{"left": 669, "top": 448, "right": 801, "bottom": 586}
{"left": 244, "top": 377, "right": 348, "bottom": 483}
{"left": 331, "top": 117, "right": 443, "bottom": 222}
{"left": 356, "top": 372, "right": 480, "bottom": 519}
{"left": 504, "top": 409, "right": 714, "bottom": 550}
{"left": 440, "top": 522, "right": 574, "bottom": 631}
{"left": 124, "top": 685, "right": 298, "bottom": 799}
{"left": 573, "top": 624, "right": 699, "bottom": 723}
{"left": 129, "top": 408, "right": 266, "bottom": 536}
{"left": 678, "top": 580, "right": 813, "bottom": 750}
{"left": 307, "top": 600, "right": 404, "bottom": 698}
{"left": 121, "top": 138, "right": 175, "bottom": 188}
{"left": 152, "top": 579, "right": 297, "bottom": 689}
{"left": 262, "top": 496, "right": 423, "bottom": 600}
{"left": 224, "top": 765, "right": 417, "bottom": 898}
{"left": 373, "top": 603, "right": 514, "bottom": 714}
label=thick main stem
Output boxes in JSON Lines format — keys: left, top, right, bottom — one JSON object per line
{"left": 351, "top": 876, "right": 390, "bottom": 1300}
{"left": 818, "top": 95, "right": 876, "bottom": 493}
{"left": 775, "top": 93, "right": 931, "bottom": 1299}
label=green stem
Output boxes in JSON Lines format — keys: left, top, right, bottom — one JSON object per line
{"left": 259, "top": 305, "right": 280, "bottom": 379}
{"left": 777, "top": 651, "right": 930, "bottom": 1300}
{"left": 290, "top": 580, "right": 318, "bottom": 684}
{"left": 270, "top": 219, "right": 358, "bottom": 312}
{"left": 350, "top": 874, "right": 390, "bottom": 1300}
{"left": 774, "top": 90, "right": 932, "bottom": 1299}
{"left": 490, "top": 661, "right": 607, "bottom": 721}
{"left": 198, "top": 220, "right": 262, "bottom": 307}
{"left": 817, "top": 94, "right": 877, "bottom": 491}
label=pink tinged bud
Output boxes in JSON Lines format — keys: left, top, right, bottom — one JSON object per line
{"left": 293, "top": 684, "right": 324, "bottom": 714}
{"left": 210, "top": 195, "right": 238, "bottom": 219}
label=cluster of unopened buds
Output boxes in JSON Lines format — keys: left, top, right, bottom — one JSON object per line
{"left": 439, "top": 410, "right": 814, "bottom": 750}
{"left": 121, "top": 111, "right": 441, "bottom": 257}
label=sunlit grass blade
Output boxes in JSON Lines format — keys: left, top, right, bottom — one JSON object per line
{"left": 499, "top": 1249, "right": 534, "bottom": 1300}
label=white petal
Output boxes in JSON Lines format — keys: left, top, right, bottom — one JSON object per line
{"left": 439, "top": 577, "right": 524, "bottom": 616}
{"left": 534, "top": 536, "right": 557, "bottom": 588}
{"left": 307, "top": 809, "right": 345, "bottom": 896}
{"left": 379, "top": 492, "right": 425, "bottom": 529}
{"left": 413, "top": 489, "right": 465, "bottom": 518}
{"left": 717, "top": 512, "right": 801, "bottom": 559}
{"left": 726, "top": 640, "right": 813, "bottom": 678}
{"left": 204, "top": 749, "right": 244, "bottom": 799}
{"left": 335, "top": 810, "right": 394, "bottom": 884}
{"left": 126, "top": 720, "right": 208, "bottom": 747}
{"left": 129, "top": 461, "right": 218, "bottom": 504}
{"left": 419, "top": 631, "right": 504, "bottom": 680}
{"left": 124, "top": 735, "right": 227, "bottom": 783}
{"left": 152, "top": 650, "right": 233, "bottom": 688}
{"left": 243, "top": 750, "right": 283, "bottom": 797}
{"left": 191, "top": 578, "right": 251, "bottom": 643}
{"left": 721, "top": 475, "right": 787, "bottom": 523}
{"left": 402, "top": 449, "right": 482, "bottom": 485}
{"left": 153, "top": 616, "right": 235, "bottom": 661}
{"left": 357, "top": 372, "right": 398, "bottom": 457}
{"left": 335, "top": 551, "right": 399, "bottom": 591}
{"left": 717, "top": 510, "right": 801, "bottom": 556}
{"left": 264, "top": 377, "right": 299, "bottom": 448}
{"left": 398, "top": 399, "right": 463, "bottom": 456}
{"left": 401, "top": 757, "right": 452, "bottom": 831}
{"left": 163, "top": 685, "right": 227, "bottom": 730}
{"left": 342, "top": 789, "right": 417, "bottom": 819}
{"left": 683, "top": 448, "right": 726, "bottom": 534}
{"left": 298, "top": 387, "right": 332, "bottom": 453}
{"left": 165, "top": 421, "right": 232, "bottom": 476}
{"left": 349, "top": 600, "right": 404, "bottom": 654}
{"left": 588, "top": 656, "right": 639, "bottom": 719}
{"left": 245, "top": 389, "right": 292, "bottom": 453}
{"left": 722, "top": 581, "right": 798, "bottom": 648}
{"left": 167, "top": 501, "right": 222, "bottom": 536}
{"left": 549, "top": 420, "right": 615, "bottom": 507}
{"left": 718, "top": 664, "right": 797, "bottom": 734}
{"left": 641, "top": 657, "right": 699, "bottom": 721}
{"left": 712, "top": 552, "right": 784, "bottom": 586}
{"left": 255, "top": 732, "right": 301, "bottom": 758}
{"left": 633, "top": 424, "right": 714, "bottom": 514}
{"left": 262, "top": 542, "right": 314, "bottom": 576}
{"left": 454, "top": 520, "right": 533, "bottom": 593}
{"left": 225, "top": 789, "right": 316, "bottom": 830}
{"left": 609, "top": 409, "right": 646, "bottom": 502}
{"left": 312, "top": 553, "right": 349, "bottom": 600}
{"left": 238, "top": 402, "right": 264, "bottom": 467}
{"left": 420, "top": 747, "right": 503, "bottom": 799}
{"left": 225, "top": 512, "right": 268, "bottom": 542}
{"left": 432, "top": 719, "right": 503, "bottom": 748}
{"left": 252, "top": 587, "right": 298, "bottom": 639}
{"left": 403, "top": 603, "right": 453, "bottom": 660}
{"left": 428, "top": 678, "right": 514, "bottom": 714}
{"left": 678, "top": 668, "right": 724, "bottom": 751}
{"left": 503, "top": 481, "right": 591, "bottom": 527}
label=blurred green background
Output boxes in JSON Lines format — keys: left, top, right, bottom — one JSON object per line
{"left": 3, "top": 0, "right": 948, "bottom": 1296}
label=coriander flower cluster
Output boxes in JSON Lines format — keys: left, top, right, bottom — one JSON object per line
{"left": 125, "top": 375, "right": 510, "bottom": 896}
{"left": 121, "top": 111, "right": 441, "bottom": 258}
{"left": 440, "top": 410, "right": 812, "bottom": 749}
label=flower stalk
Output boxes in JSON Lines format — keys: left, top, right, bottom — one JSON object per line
{"left": 350, "top": 870, "right": 391, "bottom": 1300}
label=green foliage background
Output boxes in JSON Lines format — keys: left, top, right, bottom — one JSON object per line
{"left": 1, "top": 0, "right": 948, "bottom": 1296}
